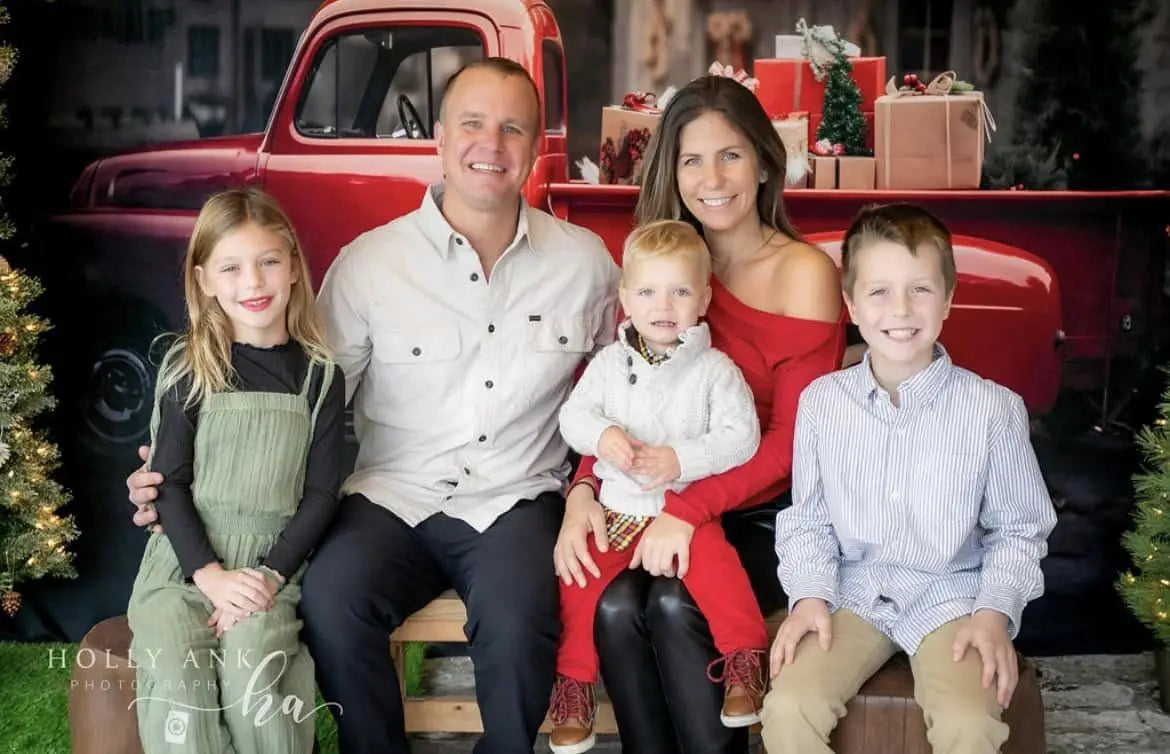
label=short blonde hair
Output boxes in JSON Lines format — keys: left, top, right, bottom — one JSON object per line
{"left": 841, "top": 203, "right": 956, "bottom": 297}
{"left": 621, "top": 219, "right": 712, "bottom": 286}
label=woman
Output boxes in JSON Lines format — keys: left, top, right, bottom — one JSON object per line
{"left": 553, "top": 74, "right": 845, "bottom": 752}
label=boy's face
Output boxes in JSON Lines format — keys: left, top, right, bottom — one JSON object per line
{"left": 844, "top": 240, "right": 953, "bottom": 381}
{"left": 619, "top": 254, "right": 712, "bottom": 353}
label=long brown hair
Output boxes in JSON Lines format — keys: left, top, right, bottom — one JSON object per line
{"left": 157, "top": 187, "right": 330, "bottom": 407}
{"left": 635, "top": 75, "right": 802, "bottom": 243}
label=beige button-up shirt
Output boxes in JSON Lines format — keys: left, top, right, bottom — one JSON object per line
{"left": 318, "top": 185, "right": 620, "bottom": 531}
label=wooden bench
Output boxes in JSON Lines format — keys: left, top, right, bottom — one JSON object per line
{"left": 390, "top": 591, "right": 1045, "bottom": 753}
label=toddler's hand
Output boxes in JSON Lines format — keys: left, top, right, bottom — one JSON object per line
{"left": 631, "top": 445, "right": 681, "bottom": 489}
{"left": 629, "top": 513, "right": 693, "bottom": 578}
{"left": 952, "top": 610, "right": 1017, "bottom": 708}
{"left": 598, "top": 426, "right": 641, "bottom": 473}
{"left": 769, "top": 598, "right": 832, "bottom": 678}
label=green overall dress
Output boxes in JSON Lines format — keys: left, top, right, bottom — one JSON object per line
{"left": 127, "top": 359, "right": 332, "bottom": 754}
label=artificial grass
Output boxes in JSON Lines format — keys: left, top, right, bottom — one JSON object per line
{"left": 0, "top": 641, "right": 341, "bottom": 754}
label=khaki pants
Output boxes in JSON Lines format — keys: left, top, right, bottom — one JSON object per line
{"left": 760, "top": 609, "right": 1009, "bottom": 754}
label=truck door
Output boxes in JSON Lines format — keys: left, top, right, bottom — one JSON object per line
{"left": 259, "top": 11, "right": 498, "bottom": 286}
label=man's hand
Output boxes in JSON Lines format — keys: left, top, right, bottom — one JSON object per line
{"left": 631, "top": 445, "right": 681, "bottom": 490}
{"left": 553, "top": 480, "right": 608, "bottom": 588}
{"left": 629, "top": 512, "right": 693, "bottom": 578}
{"left": 598, "top": 426, "right": 641, "bottom": 473}
{"left": 770, "top": 598, "right": 832, "bottom": 677}
{"left": 128, "top": 445, "right": 165, "bottom": 533}
{"left": 193, "top": 563, "right": 276, "bottom": 617}
{"left": 952, "top": 610, "right": 1018, "bottom": 708}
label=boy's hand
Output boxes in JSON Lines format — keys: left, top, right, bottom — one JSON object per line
{"left": 629, "top": 513, "right": 693, "bottom": 578}
{"left": 193, "top": 563, "right": 275, "bottom": 617}
{"left": 952, "top": 610, "right": 1017, "bottom": 708}
{"left": 770, "top": 598, "right": 832, "bottom": 677}
{"left": 631, "top": 445, "right": 681, "bottom": 490}
{"left": 598, "top": 426, "right": 641, "bottom": 473}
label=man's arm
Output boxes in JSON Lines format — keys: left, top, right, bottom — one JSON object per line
{"left": 972, "top": 392, "right": 1057, "bottom": 637}
{"left": 775, "top": 393, "right": 840, "bottom": 608}
{"left": 671, "top": 358, "right": 761, "bottom": 483}
{"left": 317, "top": 245, "right": 371, "bottom": 404}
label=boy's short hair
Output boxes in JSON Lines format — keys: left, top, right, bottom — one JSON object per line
{"left": 621, "top": 219, "right": 712, "bottom": 286}
{"left": 840, "top": 203, "right": 957, "bottom": 296}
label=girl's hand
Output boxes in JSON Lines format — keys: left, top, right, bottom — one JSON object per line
{"left": 193, "top": 563, "right": 275, "bottom": 617}
{"left": 207, "top": 607, "right": 243, "bottom": 638}
{"left": 629, "top": 513, "right": 693, "bottom": 578}
{"left": 554, "top": 479, "right": 608, "bottom": 588}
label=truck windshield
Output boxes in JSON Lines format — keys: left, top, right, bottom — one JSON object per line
{"left": 295, "top": 26, "right": 483, "bottom": 139}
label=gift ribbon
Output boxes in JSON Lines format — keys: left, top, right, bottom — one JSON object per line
{"left": 622, "top": 91, "right": 661, "bottom": 113}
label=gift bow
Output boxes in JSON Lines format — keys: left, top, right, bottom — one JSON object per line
{"left": 622, "top": 91, "right": 661, "bottom": 112}
{"left": 884, "top": 70, "right": 997, "bottom": 142}
{"left": 812, "top": 139, "right": 845, "bottom": 156}
{"left": 707, "top": 62, "right": 760, "bottom": 93}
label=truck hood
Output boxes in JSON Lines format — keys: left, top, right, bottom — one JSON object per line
{"left": 79, "top": 133, "right": 264, "bottom": 210}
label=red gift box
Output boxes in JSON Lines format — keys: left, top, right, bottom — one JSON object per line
{"left": 755, "top": 57, "right": 887, "bottom": 120}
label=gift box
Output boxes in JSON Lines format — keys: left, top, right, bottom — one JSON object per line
{"left": 774, "top": 34, "right": 803, "bottom": 58}
{"left": 599, "top": 93, "right": 662, "bottom": 185}
{"left": 810, "top": 156, "right": 837, "bottom": 189}
{"left": 809, "top": 111, "right": 875, "bottom": 152}
{"left": 771, "top": 112, "right": 809, "bottom": 186}
{"left": 807, "top": 156, "right": 876, "bottom": 190}
{"left": 874, "top": 91, "right": 987, "bottom": 189}
{"left": 755, "top": 57, "right": 886, "bottom": 119}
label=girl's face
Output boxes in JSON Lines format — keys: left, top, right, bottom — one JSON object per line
{"left": 195, "top": 222, "right": 298, "bottom": 347}
{"left": 675, "top": 110, "right": 762, "bottom": 236}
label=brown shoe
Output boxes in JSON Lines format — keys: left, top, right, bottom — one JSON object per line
{"left": 548, "top": 675, "right": 597, "bottom": 753}
{"left": 707, "top": 648, "right": 767, "bottom": 727}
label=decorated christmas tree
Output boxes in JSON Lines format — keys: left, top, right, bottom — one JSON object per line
{"left": 816, "top": 56, "right": 867, "bottom": 156}
{"left": 1012, "top": 0, "right": 1148, "bottom": 189}
{"left": 1118, "top": 373, "right": 1170, "bottom": 645}
{"left": 0, "top": 1, "right": 77, "bottom": 618}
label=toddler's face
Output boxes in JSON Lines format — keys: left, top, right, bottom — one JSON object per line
{"left": 195, "top": 222, "right": 297, "bottom": 348}
{"left": 845, "top": 240, "right": 952, "bottom": 379}
{"left": 619, "top": 254, "right": 712, "bottom": 353}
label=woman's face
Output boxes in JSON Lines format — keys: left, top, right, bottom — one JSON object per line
{"left": 675, "top": 110, "right": 762, "bottom": 235}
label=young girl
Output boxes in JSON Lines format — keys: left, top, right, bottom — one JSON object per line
{"left": 127, "top": 188, "right": 344, "bottom": 754}
{"left": 548, "top": 220, "right": 767, "bottom": 754}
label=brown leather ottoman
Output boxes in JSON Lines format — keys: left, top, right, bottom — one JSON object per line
{"left": 828, "top": 653, "right": 1045, "bottom": 753}
{"left": 68, "top": 615, "right": 144, "bottom": 754}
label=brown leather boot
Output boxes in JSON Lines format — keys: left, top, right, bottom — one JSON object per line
{"left": 707, "top": 648, "right": 767, "bottom": 727}
{"left": 548, "top": 675, "right": 597, "bottom": 753}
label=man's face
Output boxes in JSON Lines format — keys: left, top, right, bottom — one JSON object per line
{"left": 435, "top": 68, "right": 540, "bottom": 214}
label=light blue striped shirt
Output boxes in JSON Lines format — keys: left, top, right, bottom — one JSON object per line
{"left": 775, "top": 346, "right": 1057, "bottom": 653}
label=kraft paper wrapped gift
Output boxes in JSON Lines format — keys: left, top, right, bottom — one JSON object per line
{"left": 599, "top": 97, "right": 661, "bottom": 185}
{"left": 874, "top": 92, "right": 987, "bottom": 189}
{"left": 755, "top": 57, "right": 886, "bottom": 119}
{"left": 810, "top": 156, "right": 837, "bottom": 189}
{"left": 809, "top": 156, "right": 876, "bottom": 190}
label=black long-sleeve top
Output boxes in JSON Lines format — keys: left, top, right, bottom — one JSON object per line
{"left": 150, "top": 341, "right": 346, "bottom": 580}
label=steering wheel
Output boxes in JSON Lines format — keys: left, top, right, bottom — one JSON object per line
{"left": 397, "top": 94, "right": 428, "bottom": 139}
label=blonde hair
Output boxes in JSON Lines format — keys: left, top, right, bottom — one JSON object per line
{"left": 156, "top": 187, "right": 330, "bottom": 408}
{"left": 621, "top": 219, "right": 712, "bottom": 287}
{"left": 840, "top": 203, "right": 957, "bottom": 297}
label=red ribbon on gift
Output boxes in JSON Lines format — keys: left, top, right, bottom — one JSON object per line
{"left": 622, "top": 91, "right": 661, "bottom": 112}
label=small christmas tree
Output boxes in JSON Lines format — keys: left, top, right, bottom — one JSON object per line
{"left": 1118, "top": 371, "right": 1170, "bottom": 645}
{"left": 816, "top": 56, "right": 867, "bottom": 156}
{"left": 0, "top": 0, "right": 77, "bottom": 618}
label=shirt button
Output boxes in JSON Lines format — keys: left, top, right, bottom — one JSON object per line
{"left": 485, "top": 380, "right": 494, "bottom": 389}
{"left": 558, "top": 335, "right": 568, "bottom": 345}
{"left": 470, "top": 272, "right": 480, "bottom": 282}
{"left": 463, "top": 467, "right": 471, "bottom": 475}
{"left": 455, "top": 237, "right": 464, "bottom": 246}
{"left": 487, "top": 324, "right": 495, "bottom": 333}
{"left": 628, "top": 374, "right": 637, "bottom": 385}
{"left": 627, "top": 356, "right": 633, "bottom": 367}
{"left": 478, "top": 435, "right": 487, "bottom": 442}
{"left": 411, "top": 347, "right": 421, "bottom": 356}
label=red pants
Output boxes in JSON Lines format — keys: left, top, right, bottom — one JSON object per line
{"left": 556, "top": 518, "right": 769, "bottom": 682}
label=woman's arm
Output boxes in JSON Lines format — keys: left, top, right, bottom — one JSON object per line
{"left": 261, "top": 363, "right": 347, "bottom": 581}
{"left": 662, "top": 248, "right": 843, "bottom": 526}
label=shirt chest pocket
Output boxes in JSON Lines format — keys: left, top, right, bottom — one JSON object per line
{"left": 369, "top": 321, "right": 464, "bottom": 417}
{"left": 527, "top": 316, "right": 595, "bottom": 354}
{"left": 372, "top": 322, "right": 462, "bottom": 364}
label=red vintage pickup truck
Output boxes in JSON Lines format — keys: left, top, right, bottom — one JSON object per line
{"left": 38, "top": 0, "right": 1170, "bottom": 460}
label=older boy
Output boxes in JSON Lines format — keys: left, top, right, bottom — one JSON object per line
{"left": 761, "top": 203, "right": 1056, "bottom": 754}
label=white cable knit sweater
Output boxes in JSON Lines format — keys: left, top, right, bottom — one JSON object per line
{"left": 559, "top": 320, "right": 761, "bottom": 518}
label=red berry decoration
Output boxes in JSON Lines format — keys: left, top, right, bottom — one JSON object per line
{"left": 903, "top": 73, "right": 913, "bottom": 86}
{"left": 1071, "top": 152, "right": 1080, "bottom": 160}
{"left": 1016, "top": 183, "right": 1025, "bottom": 190}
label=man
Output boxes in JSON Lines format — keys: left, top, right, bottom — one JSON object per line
{"left": 128, "top": 57, "right": 620, "bottom": 753}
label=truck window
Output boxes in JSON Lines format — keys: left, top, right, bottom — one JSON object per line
{"left": 295, "top": 26, "right": 483, "bottom": 139}
{"left": 542, "top": 40, "right": 564, "bottom": 133}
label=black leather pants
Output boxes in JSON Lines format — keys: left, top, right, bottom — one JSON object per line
{"left": 592, "top": 497, "right": 789, "bottom": 754}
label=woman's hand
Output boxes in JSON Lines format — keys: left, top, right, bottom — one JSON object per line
{"left": 554, "top": 480, "right": 608, "bottom": 588}
{"left": 629, "top": 513, "right": 693, "bottom": 578}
